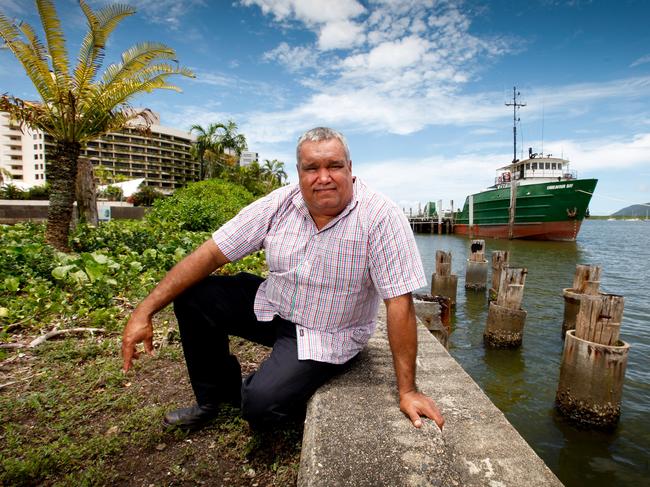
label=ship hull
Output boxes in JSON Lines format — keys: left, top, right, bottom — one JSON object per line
{"left": 454, "top": 178, "right": 597, "bottom": 241}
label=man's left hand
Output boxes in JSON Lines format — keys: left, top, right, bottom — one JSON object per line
{"left": 399, "top": 390, "right": 445, "bottom": 430}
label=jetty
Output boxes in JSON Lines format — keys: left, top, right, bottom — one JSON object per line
{"left": 406, "top": 200, "right": 455, "bottom": 235}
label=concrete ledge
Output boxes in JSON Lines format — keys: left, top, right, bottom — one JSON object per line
{"left": 0, "top": 200, "right": 147, "bottom": 223}
{"left": 298, "top": 305, "right": 562, "bottom": 486}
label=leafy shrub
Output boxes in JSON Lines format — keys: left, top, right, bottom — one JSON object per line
{"left": 0, "top": 184, "right": 26, "bottom": 200}
{"left": 146, "top": 179, "right": 255, "bottom": 232}
{"left": 98, "top": 185, "right": 123, "bottom": 201}
{"left": 26, "top": 184, "right": 50, "bottom": 200}
{"left": 130, "top": 186, "right": 164, "bottom": 206}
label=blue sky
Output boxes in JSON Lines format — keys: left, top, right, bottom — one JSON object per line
{"left": 1, "top": 0, "right": 650, "bottom": 215}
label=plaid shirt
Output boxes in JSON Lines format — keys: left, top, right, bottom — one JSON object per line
{"left": 213, "top": 178, "right": 426, "bottom": 363}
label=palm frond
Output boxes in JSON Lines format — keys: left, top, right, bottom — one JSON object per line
{"left": 100, "top": 42, "right": 179, "bottom": 87}
{"left": 18, "top": 21, "right": 57, "bottom": 100}
{"left": 0, "top": 14, "right": 56, "bottom": 102}
{"left": 35, "top": 0, "right": 70, "bottom": 93}
{"left": 73, "top": 1, "right": 135, "bottom": 100}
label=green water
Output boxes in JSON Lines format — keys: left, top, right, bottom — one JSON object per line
{"left": 414, "top": 219, "right": 650, "bottom": 487}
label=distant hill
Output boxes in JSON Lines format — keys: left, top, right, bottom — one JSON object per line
{"left": 612, "top": 203, "right": 650, "bottom": 217}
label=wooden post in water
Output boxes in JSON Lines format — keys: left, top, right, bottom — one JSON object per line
{"left": 412, "top": 292, "right": 451, "bottom": 348}
{"left": 431, "top": 250, "right": 458, "bottom": 307}
{"left": 562, "top": 264, "right": 601, "bottom": 338}
{"left": 484, "top": 267, "right": 528, "bottom": 348}
{"left": 556, "top": 292, "right": 629, "bottom": 429}
{"left": 465, "top": 239, "right": 488, "bottom": 290}
{"left": 489, "top": 250, "right": 510, "bottom": 302}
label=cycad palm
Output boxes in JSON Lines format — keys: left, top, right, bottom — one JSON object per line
{"left": 0, "top": 0, "right": 193, "bottom": 250}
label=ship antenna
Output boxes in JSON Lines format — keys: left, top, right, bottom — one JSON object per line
{"left": 542, "top": 100, "right": 545, "bottom": 157}
{"left": 505, "top": 87, "right": 526, "bottom": 163}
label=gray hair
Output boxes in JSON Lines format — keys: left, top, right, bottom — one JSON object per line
{"left": 296, "top": 127, "right": 351, "bottom": 164}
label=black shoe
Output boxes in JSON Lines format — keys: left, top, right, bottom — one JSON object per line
{"left": 162, "top": 404, "right": 219, "bottom": 432}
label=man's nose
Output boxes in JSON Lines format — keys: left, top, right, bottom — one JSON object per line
{"left": 317, "top": 168, "right": 331, "bottom": 182}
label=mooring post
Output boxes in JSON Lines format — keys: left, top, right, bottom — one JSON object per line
{"left": 431, "top": 250, "right": 458, "bottom": 307}
{"left": 556, "top": 293, "right": 629, "bottom": 429}
{"left": 562, "top": 264, "right": 602, "bottom": 338}
{"left": 412, "top": 292, "right": 450, "bottom": 348}
{"left": 489, "top": 250, "right": 510, "bottom": 301}
{"left": 465, "top": 239, "right": 488, "bottom": 290}
{"left": 484, "top": 267, "right": 528, "bottom": 348}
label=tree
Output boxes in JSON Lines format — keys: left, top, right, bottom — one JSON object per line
{"left": 190, "top": 122, "right": 224, "bottom": 181}
{"left": 261, "top": 159, "right": 287, "bottom": 191}
{"left": 190, "top": 120, "right": 248, "bottom": 180}
{"left": 0, "top": 0, "right": 193, "bottom": 250}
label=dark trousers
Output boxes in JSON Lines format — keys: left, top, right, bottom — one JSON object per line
{"left": 173, "top": 272, "right": 349, "bottom": 426}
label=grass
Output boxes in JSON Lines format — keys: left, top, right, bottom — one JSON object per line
{"left": 0, "top": 314, "right": 302, "bottom": 486}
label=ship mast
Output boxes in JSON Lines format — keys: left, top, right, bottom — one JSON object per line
{"left": 505, "top": 87, "right": 525, "bottom": 238}
{"left": 505, "top": 87, "right": 526, "bottom": 163}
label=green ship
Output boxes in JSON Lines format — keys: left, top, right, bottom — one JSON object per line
{"left": 455, "top": 88, "right": 597, "bottom": 241}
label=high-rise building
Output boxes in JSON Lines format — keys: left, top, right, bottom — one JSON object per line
{"left": 239, "top": 151, "right": 259, "bottom": 166}
{"left": 1, "top": 110, "right": 199, "bottom": 193}
{"left": 0, "top": 111, "right": 46, "bottom": 185}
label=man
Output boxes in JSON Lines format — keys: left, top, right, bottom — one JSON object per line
{"left": 122, "top": 127, "right": 444, "bottom": 432}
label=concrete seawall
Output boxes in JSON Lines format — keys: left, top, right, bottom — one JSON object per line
{"left": 0, "top": 200, "right": 146, "bottom": 223}
{"left": 298, "top": 304, "right": 562, "bottom": 486}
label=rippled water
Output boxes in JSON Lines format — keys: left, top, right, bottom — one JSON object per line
{"left": 414, "top": 219, "right": 650, "bottom": 487}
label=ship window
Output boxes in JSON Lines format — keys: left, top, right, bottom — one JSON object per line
{"left": 545, "top": 162, "right": 550, "bottom": 169}
{"left": 551, "top": 163, "right": 557, "bottom": 170}
{"left": 526, "top": 163, "right": 530, "bottom": 169}
{"left": 532, "top": 163, "right": 537, "bottom": 170}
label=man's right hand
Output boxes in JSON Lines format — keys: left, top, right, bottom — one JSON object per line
{"left": 121, "top": 310, "right": 155, "bottom": 373}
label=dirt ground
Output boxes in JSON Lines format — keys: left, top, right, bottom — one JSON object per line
{"left": 0, "top": 324, "right": 303, "bottom": 486}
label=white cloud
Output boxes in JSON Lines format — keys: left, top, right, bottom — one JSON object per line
{"left": 630, "top": 54, "right": 650, "bottom": 68}
{"left": 91, "top": 0, "right": 205, "bottom": 29}
{"left": 240, "top": 0, "right": 365, "bottom": 25}
{"left": 262, "top": 42, "right": 318, "bottom": 72}
{"left": 317, "top": 19, "right": 365, "bottom": 50}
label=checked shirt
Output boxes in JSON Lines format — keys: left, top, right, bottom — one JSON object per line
{"left": 212, "top": 177, "right": 427, "bottom": 364}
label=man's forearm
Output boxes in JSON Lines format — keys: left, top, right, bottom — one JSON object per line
{"left": 136, "top": 238, "right": 229, "bottom": 317}
{"left": 385, "top": 293, "right": 418, "bottom": 396}
{"left": 385, "top": 293, "right": 445, "bottom": 429}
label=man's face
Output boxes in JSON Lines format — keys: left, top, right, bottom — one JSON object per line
{"left": 297, "top": 138, "right": 354, "bottom": 223}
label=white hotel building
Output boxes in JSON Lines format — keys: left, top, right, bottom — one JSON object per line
{"left": 0, "top": 110, "right": 201, "bottom": 193}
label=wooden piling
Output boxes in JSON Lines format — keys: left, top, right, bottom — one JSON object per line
{"left": 412, "top": 293, "right": 450, "bottom": 348}
{"left": 490, "top": 250, "right": 510, "bottom": 301}
{"left": 484, "top": 267, "right": 528, "bottom": 348}
{"left": 562, "top": 264, "right": 602, "bottom": 337}
{"left": 556, "top": 287, "right": 629, "bottom": 429}
{"left": 465, "top": 240, "right": 488, "bottom": 290}
{"left": 431, "top": 250, "right": 458, "bottom": 306}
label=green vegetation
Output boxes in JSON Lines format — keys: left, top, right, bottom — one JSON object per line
{"left": 1, "top": 177, "right": 303, "bottom": 485}
{"left": 129, "top": 185, "right": 164, "bottom": 206}
{"left": 0, "top": 0, "right": 193, "bottom": 251}
{"left": 190, "top": 121, "right": 248, "bottom": 180}
{"left": 146, "top": 179, "right": 256, "bottom": 232}
{"left": 0, "top": 183, "right": 50, "bottom": 200}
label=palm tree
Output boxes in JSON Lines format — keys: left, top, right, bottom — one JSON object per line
{"left": 0, "top": 0, "right": 193, "bottom": 250}
{"left": 216, "top": 120, "right": 248, "bottom": 158}
{"left": 189, "top": 122, "right": 225, "bottom": 180}
{"left": 261, "top": 159, "right": 288, "bottom": 190}
{"left": 190, "top": 120, "right": 248, "bottom": 180}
